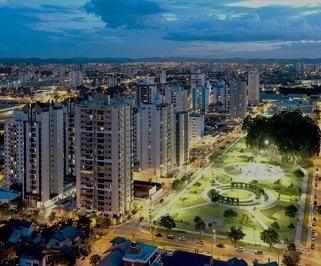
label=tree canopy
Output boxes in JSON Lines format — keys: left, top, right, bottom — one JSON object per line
{"left": 260, "top": 228, "right": 280, "bottom": 248}
{"left": 160, "top": 215, "right": 176, "bottom": 230}
{"left": 243, "top": 111, "right": 321, "bottom": 159}
{"left": 228, "top": 226, "right": 246, "bottom": 247}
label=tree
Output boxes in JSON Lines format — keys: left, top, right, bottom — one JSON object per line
{"left": 194, "top": 216, "right": 206, "bottom": 234}
{"left": 228, "top": 226, "right": 246, "bottom": 247}
{"left": 209, "top": 189, "right": 220, "bottom": 203}
{"left": 159, "top": 215, "right": 176, "bottom": 230}
{"left": 282, "top": 243, "right": 301, "bottom": 266}
{"left": 260, "top": 228, "right": 280, "bottom": 249}
{"left": 285, "top": 204, "right": 298, "bottom": 218}
{"left": 223, "top": 209, "right": 238, "bottom": 219}
{"left": 90, "top": 254, "right": 101, "bottom": 266}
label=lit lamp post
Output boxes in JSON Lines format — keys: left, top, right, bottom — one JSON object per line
{"left": 211, "top": 229, "right": 216, "bottom": 256}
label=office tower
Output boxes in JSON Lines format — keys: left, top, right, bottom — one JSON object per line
{"left": 247, "top": 71, "right": 260, "bottom": 106}
{"left": 136, "top": 78, "right": 158, "bottom": 105}
{"left": 176, "top": 112, "right": 189, "bottom": 166}
{"left": 214, "top": 81, "right": 230, "bottom": 110}
{"left": 135, "top": 103, "right": 176, "bottom": 177}
{"left": 69, "top": 70, "right": 83, "bottom": 88}
{"left": 191, "top": 86, "right": 210, "bottom": 112}
{"left": 4, "top": 103, "right": 64, "bottom": 207}
{"left": 164, "top": 86, "right": 189, "bottom": 113}
{"left": 63, "top": 99, "right": 77, "bottom": 186}
{"left": 159, "top": 70, "right": 166, "bottom": 84}
{"left": 188, "top": 113, "right": 205, "bottom": 141}
{"left": 229, "top": 79, "right": 247, "bottom": 120}
{"left": 75, "top": 98, "right": 132, "bottom": 217}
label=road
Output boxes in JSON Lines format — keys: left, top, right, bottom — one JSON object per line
{"left": 301, "top": 160, "right": 321, "bottom": 266}
{"left": 90, "top": 218, "right": 282, "bottom": 265}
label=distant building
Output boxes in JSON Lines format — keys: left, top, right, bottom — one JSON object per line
{"left": 214, "top": 81, "right": 230, "bottom": 110}
{"left": 191, "top": 86, "right": 210, "bottom": 112}
{"left": 69, "top": 69, "right": 83, "bottom": 88}
{"left": 229, "top": 79, "right": 247, "bottom": 120}
{"left": 247, "top": 71, "right": 260, "bottom": 106}
{"left": 160, "top": 70, "right": 167, "bottom": 84}
{"left": 75, "top": 97, "right": 132, "bottom": 218}
{"left": 188, "top": 112, "right": 204, "bottom": 141}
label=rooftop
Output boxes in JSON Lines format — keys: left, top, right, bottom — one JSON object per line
{"left": 123, "top": 242, "right": 157, "bottom": 263}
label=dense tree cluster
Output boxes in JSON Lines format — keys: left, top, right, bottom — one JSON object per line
{"left": 243, "top": 111, "right": 321, "bottom": 159}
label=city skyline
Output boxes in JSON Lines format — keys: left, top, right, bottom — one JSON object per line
{"left": 1, "top": 0, "right": 321, "bottom": 58}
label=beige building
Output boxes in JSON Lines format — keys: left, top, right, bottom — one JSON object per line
{"left": 75, "top": 98, "right": 132, "bottom": 218}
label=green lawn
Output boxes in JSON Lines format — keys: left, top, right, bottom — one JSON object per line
{"left": 163, "top": 137, "right": 305, "bottom": 246}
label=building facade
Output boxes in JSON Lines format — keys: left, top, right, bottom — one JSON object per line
{"left": 75, "top": 98, "right": 132, "bottom": 217}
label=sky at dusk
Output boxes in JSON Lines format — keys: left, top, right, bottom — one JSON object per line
{"left": 1, "top": 0, "right": 321, "bottom": 58}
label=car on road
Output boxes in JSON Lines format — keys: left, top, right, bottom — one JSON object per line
{"left": 167, "top": 234, "right": 174, "bottom": 240}
{"left": 178, "top": 237, "right": 187, "bottom": 241}
{"left": 216, "top": 243, "right": 225, "bottom": 248}
{"left": 311, "top": 243, "right": 315, "bottom": 250}
{"left": 312, "top": 236, "right": 315, "bottom": 241}
{"left": 196, "top": 240, "right": 204, "bottom": 245}
{"left": 155, "top": 233, "right": 162, "bottom": 237}
{"left": 314, "top": 201, "right": 318, "bottom": 206}
{"left": 314, "top": 195, "right": 318, "bottom": 199}
{"left": 312, "top": 218, "right": 317, "bottom": 226}
{"left": 236, "top": 247, "right": 244, "bottom": 252}
{"left": 254, "top": 250, "right": 263, "bottom": 255}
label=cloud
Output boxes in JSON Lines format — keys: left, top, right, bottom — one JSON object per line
{"left": 84, "top": 0, "right": 165, "bottom": 29}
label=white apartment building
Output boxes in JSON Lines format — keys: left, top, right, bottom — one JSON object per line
{"left": 164, "top": 86, "right": 189, "bottom": 113}
{"left": 75, "top": 98, "right": 132, "bottom": 218}
{"left": 247, "top": 72, "right": 260, "bottom": 106}
{"left": 134, "top": 103, "right": 176, "bottom": 177}
{"left": 188, "top": 113, "right": 205, "bottom": 141}
{"left": 4, "top": 103, "right": 65, "bottom": 207}
{"left": 69, "top": 69, "right": 83, "bottom": 88}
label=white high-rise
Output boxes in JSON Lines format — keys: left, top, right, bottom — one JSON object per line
{"left": 75, "top": 98, "right": 132, "bottom": 218}
{"left": 134, "top": 103, "right": 176, "bottom": 177}
{"left": 188, "top": 113, "right": 205, "bottom": 141}
{"left": 159, "top": 70, "right": 166, "bottom": 84}
{"left": 229, "top": 79, "right": 247, "bottom": 120}
{"left": 247, "top": 72, "right": 260, "bottom": 106}
{"left": 4, "top": 103, "right": 64, "bottom": 207}
{"left": 164, "top": 86, "right": 189, "bottom": 113}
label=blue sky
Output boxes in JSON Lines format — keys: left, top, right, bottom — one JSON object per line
{"left": 1, "top": 0, "right": 321, "bottom": 58}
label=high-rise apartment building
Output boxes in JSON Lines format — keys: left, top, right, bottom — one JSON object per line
{"left": 247, "top": 72, "right": 260, "bottom": 106}
{"left": 4, "top": 103, "right": 65, "bottom": 207}
{"left": 136, "top": 78, "right": 158, "bottom": 105}
{"left": 176, "top": 112, "right": 189, "bottom": 166}
{"left": 75, "top": 98, "right": 132, "bottom": 218}
{"left": 191, "top": 86, "right": 210, "bottom": 112}
{"left": 229, "top": 79, "right": 247, "bottom": 120}
{"left": 188, "top": 113, "right": 205, "bottom": 141}
{"left": 164, "top": 86, "right": 189, "bottom": 113}
{"left": 134, "top": 103, "right": 176, "bottom": 177}
{"left": 159, "top": 70, "right": 166, "bottom": 84}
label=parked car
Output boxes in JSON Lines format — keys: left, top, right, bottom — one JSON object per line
{"left": 196, "top": 240, "right": 204, "bottom": 245}
{"left": 311, "top": 243, "right": 315, "bottom": 250}
{"left": 167, "top": 234, "right": 174, "bottom": 240}
{"left": 155, "top": 233, "right": 162, "bottom": 237}
{"left": 237, "top": 247, "right": 244, "bottom": 252}
{"left": 178, "top": 237, "right": 186, "bottom": 241}
{"left": 254, "top": 250, "right": 263, "bottom": 255}
{"left": 216, "top": 243, "right": 225, "bottom": 248}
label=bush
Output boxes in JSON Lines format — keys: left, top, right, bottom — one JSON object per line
{"left": 294, "top": 169, "right": 304, "bottom": 178}
{"left": 285, "top": 204, "right": 298, "bottom": 218}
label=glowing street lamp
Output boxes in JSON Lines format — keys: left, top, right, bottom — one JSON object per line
{"left": 264, "top": 139, "right": 269, "bottom": 146}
